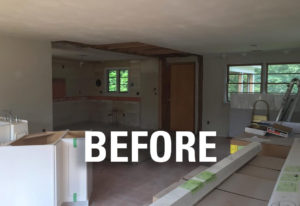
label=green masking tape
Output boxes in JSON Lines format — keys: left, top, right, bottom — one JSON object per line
{"left": 180, "top": 179, "right": 204, "bottom": 193}
{"left": 73, "top": 193, "right": 77, "bottom": 202}
{"left": 196, "top": 171, "right": 216, "bottom": 183}
{"left": 276, "top": 181, "right": 298, "bottom": 192}
{"left": 73, "top": 138, "right": 77, "bottom": 148}
{"left": 280, "top": 173, "right": 300, "bottom": 182}
{"left": 285, "top": 166, "right": 300, "bottom": 173}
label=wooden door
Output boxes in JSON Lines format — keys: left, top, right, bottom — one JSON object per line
{"left": 170, "top": 63, "right": 195, "bottom": 131}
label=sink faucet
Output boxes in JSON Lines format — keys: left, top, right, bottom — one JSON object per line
{"left": 0, "top": 110, "right": 18, "bottom": 123}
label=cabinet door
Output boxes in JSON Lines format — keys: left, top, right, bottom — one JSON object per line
{"left": 0, "top": 145, "right": 56, "bottom": 206}
{"left": 62, "top": 138, "right": 88, "bottom": 202}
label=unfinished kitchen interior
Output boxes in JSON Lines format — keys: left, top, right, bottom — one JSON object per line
{"left": 1, "top": 1, "right": 300, "bottom": 206}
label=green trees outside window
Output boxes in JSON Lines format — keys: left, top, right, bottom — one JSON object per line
{"left": 108, "top": 69, "right": 129, "bottom": 93}
{"left": 108, "top": 70, "right": 118, "bottom": 92}
{"left": 227, "top": 65, "right": 262, "bottom": 101}
{"left": 226, "top": 64, "right": 300, "bottom": 102}
{"left": 267, "top": 64, "right": 300, "bottom": 94}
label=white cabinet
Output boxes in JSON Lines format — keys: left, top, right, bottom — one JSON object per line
{"left": 0, "top": 131, "right": 92, "bottom": 206}
{"left": 0, "top": 145, "right": 57, "bottom": 206}
{"left": 61, "top": 138, "right": 93, "bottom": 205}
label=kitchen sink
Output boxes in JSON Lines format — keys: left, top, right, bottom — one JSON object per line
{"left": 0, "top": 120, "right": 28, "bottom": 145}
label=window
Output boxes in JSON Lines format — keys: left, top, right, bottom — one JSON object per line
{"left": 267, "top": 64, "right": 300, "bottom": 94}
{"left": 227, "top": 65, "right": 262, "bottom": 101}
{"left": 108, "top": 70, "right": 118, "bottom": 92}
{"left": 107, "top": 69, "right": 129, "bottom": 93}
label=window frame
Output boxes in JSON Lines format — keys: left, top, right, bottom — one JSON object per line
{"left": 266, "top": 62, "right": 300, "bottom": 94}
{"left": 226, "top": 64, "right": 263, "bottom": 102}
{"left": 106, "top": 68, "right": 129, "bottom": 93}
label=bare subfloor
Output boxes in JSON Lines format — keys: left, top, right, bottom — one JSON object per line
{"left": 89, "top": 138, "right": 230, "bottom": 206}
{"left": 90, "top": 161, "right": 200, "bottom": 206}
{"left": 56, "top": 122, "right": 230, "bottom": 206}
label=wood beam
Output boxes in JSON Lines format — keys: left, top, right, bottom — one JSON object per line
{"left": 52, "top": 40, "right": 192, "bottom": 57}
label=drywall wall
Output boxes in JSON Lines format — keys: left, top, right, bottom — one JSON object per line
{"left": 202, "top": 49, "right": 300, "bottom": 136}
{"left": 0, "top": 34, "right": 52, "bottom": 133}
{"left": 140, "top": 59, "right": 159, "bottom": 129}
{"left": 52, "top": 58, "right": 159, "bottom": 129}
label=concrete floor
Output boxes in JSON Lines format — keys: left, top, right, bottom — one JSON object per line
{"left": 56, "top": 121, "right": 230, "bottom": 206}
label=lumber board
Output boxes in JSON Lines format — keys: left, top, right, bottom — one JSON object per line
{"left": 150, "top": 142, "right": 262, "bottom": 206}
{"left": 153, "top": 179, "right": 186, "bottom": 202}
{"left": 268, "top": 138, "right": 300, "bottom": 206}
{"left": 182, "top": 166, "right": 208, "bottom": 180}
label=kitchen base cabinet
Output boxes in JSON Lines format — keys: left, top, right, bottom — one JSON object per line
{"left": 0, "top": 131, "right": 92, "bottom": 206}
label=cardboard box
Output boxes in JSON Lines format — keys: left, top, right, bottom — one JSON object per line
{"left": 267, "top": 123, "right": 292, "bottom": 138}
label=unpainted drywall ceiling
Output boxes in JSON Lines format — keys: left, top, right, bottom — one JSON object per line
{"left": 1, "top": 0, "right": 300, "bottom": 53}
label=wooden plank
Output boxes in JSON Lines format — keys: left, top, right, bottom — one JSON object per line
{"left": 10, "top": 131, "right": 68, "bottom": 146}
{"left": 150, "top": 142, "right": 262, "bottom": 206}
{"left": 268, "top": 138, "right": 300, "bottom": 206}
{"left": 182, "top": 166, "right": 207, "bottom": 180}
{"left": 249, "top": 155, "right": 285, "bottom": 171}
{"left": 52, "top": 41, "right": 191, "bottom": 57}
{"left": 153, "top": 166, "right": 207, "bottom": 202}
{"left": 237, "top": 165, "right": 280, "bottom": 181}
{"left": 218, "top": 173, "right": 276, "bottom": 201}
{"left": 196, "top": 189, "right": 267, "bottom": 206}
{"left": 153, "top": 179, "right": 186, "bottom": 202}
{"left": 142, "top": 49, "right": 181, "bottom": 55}
{"left": 104, "top": 42, "right": 145, "bottom": 49}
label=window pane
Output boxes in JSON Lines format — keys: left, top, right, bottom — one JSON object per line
{"left": 267, "top": 64, "right": 300, "bottom": 93}
{"left": 228, "top": 74, "right": 261, "bottom": 83}
{"left": 120, "top": 84, "right": 128, "bottom": 92}
{"left": 227, "top": 65, "right": 262, "bottom": 101}
{"left": 108, "top": 70, "right": 117, "bottom": 92}
{"left": 229, "top": 65, "right": 262, "bottom": 75}
{"left": 268, "top": 74, "right": 300, "bottom": 83}
{"left": 268, "top": 64, "right": 300, "bottom": 73}
{"left": 109, "top": 85, "right": 117, "bottom": 92}
{"left": 109, "top": 78, "right": 117, "bottom": 85}
{"left": 109, "top": 70, "right": 117, "bottom": 78}
{"left": 268, "top": 84, "right": 298, "bottom": 94}
{"left": 228, "top": 83, "right": 261, "bottom": 93}
{"left": 120, "top": 78, "right": 128, "bottom": 85}
{"left": 119, "top": 69, "right": 128, "bottom": 92}
{"left": 228, "top": 84, "right": 239, "bottom": 93}
{"left": 254, "top": 84, "right": 261, "bottom": 92}
{"left": 120, "top": 70, "right": 128, "bottom": 78}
